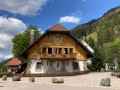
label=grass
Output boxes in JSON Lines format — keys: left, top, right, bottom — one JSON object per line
{"left": 105, "top": 37, "right": 120, "bottom": 47}
{"left": 0, "top": 72, "right": 8, "bottom": 74}
{"left": 82, "top": 32, "right": 97, "bottom": 42}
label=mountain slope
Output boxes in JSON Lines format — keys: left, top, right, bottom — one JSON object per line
{"left": 71, "top": 6, "right": 120, "bottom": 43}
{"left": 0, "top": 58, "right": 12, "bottom": 67}
{"left": 71, "top": 6, "right": 120, "bottom": 62}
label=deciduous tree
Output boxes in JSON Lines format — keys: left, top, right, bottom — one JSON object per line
{"left": 12, "top": 25, "right": 41, "bottom": 62}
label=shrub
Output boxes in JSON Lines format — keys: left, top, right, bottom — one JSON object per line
{"left": 115, "top": 69, "right": 120, "bottom": 73}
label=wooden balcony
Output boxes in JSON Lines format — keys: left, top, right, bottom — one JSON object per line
{"left": 39, "top": 53, "right": 77, "bottom": 60}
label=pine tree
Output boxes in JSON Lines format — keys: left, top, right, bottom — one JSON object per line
{"left": 88, "top": 37, "right": 95, "bottom": 48}
{"left": 97, "top": 30, "right": 104, "bottom": 47}
{"left": 91, "top": 46, "right": 104, "bottom": 71}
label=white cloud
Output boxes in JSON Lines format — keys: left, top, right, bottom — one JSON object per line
{"left": 0, "top": 16, "right": 26, "bottom": 61}
{"left": 0, "top": 34, "right": 12, "bottom": 50}
{"left": 59, "top": 10, "right": 83, "bottom": 24}
{"left": 0, "top": 0, "right": 48, "bottom": 16}
{"left": 4, "top": 54, "right": 13, "bottom": 60}
{"left": 0, "top": 16, "right": 27, "bottom": 51}
{"left": 39, "top": 28, "right": 44, "bottom": 34}
{"left": 0, "top": 16, "right": 26, "bottom": 35}
{"left": 0, "top": 54, "right": 13, "bottom": 62}
{"left": 59, "top": 16, "right": 81, "bottom": 24}
{"left": 0, "top": 54, "right": 4, "bottom": 58}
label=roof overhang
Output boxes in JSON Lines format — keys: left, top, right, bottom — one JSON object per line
{"left": 20, "top": 30, "right": 94, "bottom": 58}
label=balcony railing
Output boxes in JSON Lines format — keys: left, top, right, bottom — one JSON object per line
{"left": 39, "top": 53, "right": 77, "bottom": 60}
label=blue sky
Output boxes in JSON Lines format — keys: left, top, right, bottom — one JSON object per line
{"left": 0, "top": 0, "right": 120, "bottom": 61}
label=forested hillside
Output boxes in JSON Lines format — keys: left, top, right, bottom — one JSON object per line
{"left": 71, "top": 6, "right": 120, "bottom": 63}
{"left": 0, "top": 58, "right": 12, "bottom": 72}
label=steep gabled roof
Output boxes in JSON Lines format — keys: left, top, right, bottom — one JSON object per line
{"left": 47, "top": 23, "right": 69, "bottom": 31}
{"left": 5, "top": 58, "right": 21, "bottom": 66}
{"left": 20, "top": 24, "right": 94, "bottom": 58}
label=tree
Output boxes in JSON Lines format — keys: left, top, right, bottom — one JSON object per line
{"left": 91, "top": 46, "right": 104, "bottom": 71}
{"left": 97, "top": 30, "right": 104, "bottom": 47}
{"left": 12, "top": 25, "right": 41, "bottom": 61}
{"left": 105, "top": 39, "right": 120, "bottom": 63}
{"left": 87, "top": 37, "right": 95, "bottom": 48}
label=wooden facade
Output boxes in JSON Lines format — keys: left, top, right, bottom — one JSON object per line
{"left": 21, "top": 23, "right": 93, "bottom": 75}
{"left": 28, "top": 33, "right": 88, "bottom": 60}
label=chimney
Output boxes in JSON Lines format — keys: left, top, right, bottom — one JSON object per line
{"left": 30, "top": 30, "right": 34, "bottom": 44}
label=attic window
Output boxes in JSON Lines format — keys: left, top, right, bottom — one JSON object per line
{"left": 55, "top": 36, "right": 61, "bottom": 41}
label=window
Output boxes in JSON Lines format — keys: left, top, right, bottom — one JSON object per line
{"left": 36, "top": 62, "right": 42, "bottom": 69}
{"left": 55, "top": 36, "right": 61, "bottom": 41}
{"left": 64, "top": 48, "right": 68, "bottom": 54}
{"left": 59, "top": 48, "right": 62, "bottom": 54}
{"left": 70, "top": 48, "right": 73, "bottom": 54}
{"left": 42, "top": 48, "right": 46, "bottom": 54}
{"left": 48, "top": 48, "right": 52, "bottom": 54}
{"left": 54, "top": 48, "right": 57, "bottom": 54}
{"left": 73, "top": 62, "right": 79, "bottom": 70}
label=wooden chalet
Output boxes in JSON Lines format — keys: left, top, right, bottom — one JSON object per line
{"left": 20, "top": 23, "right": 93, "bottom": 75}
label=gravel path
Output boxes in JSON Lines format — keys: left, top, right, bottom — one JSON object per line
{"left": 0, "top": 72, "right": 120, "bottom": 90}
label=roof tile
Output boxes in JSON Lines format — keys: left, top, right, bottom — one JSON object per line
{"left": 5, "top": 58, "right": 21, "bottom": 66}
{"left": 47, "top": 23, "right": 69, "bottom": 31}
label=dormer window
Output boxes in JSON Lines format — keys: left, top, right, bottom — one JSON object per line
{"left": 55, "top": 36, "right": 61, "bottom": 41}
